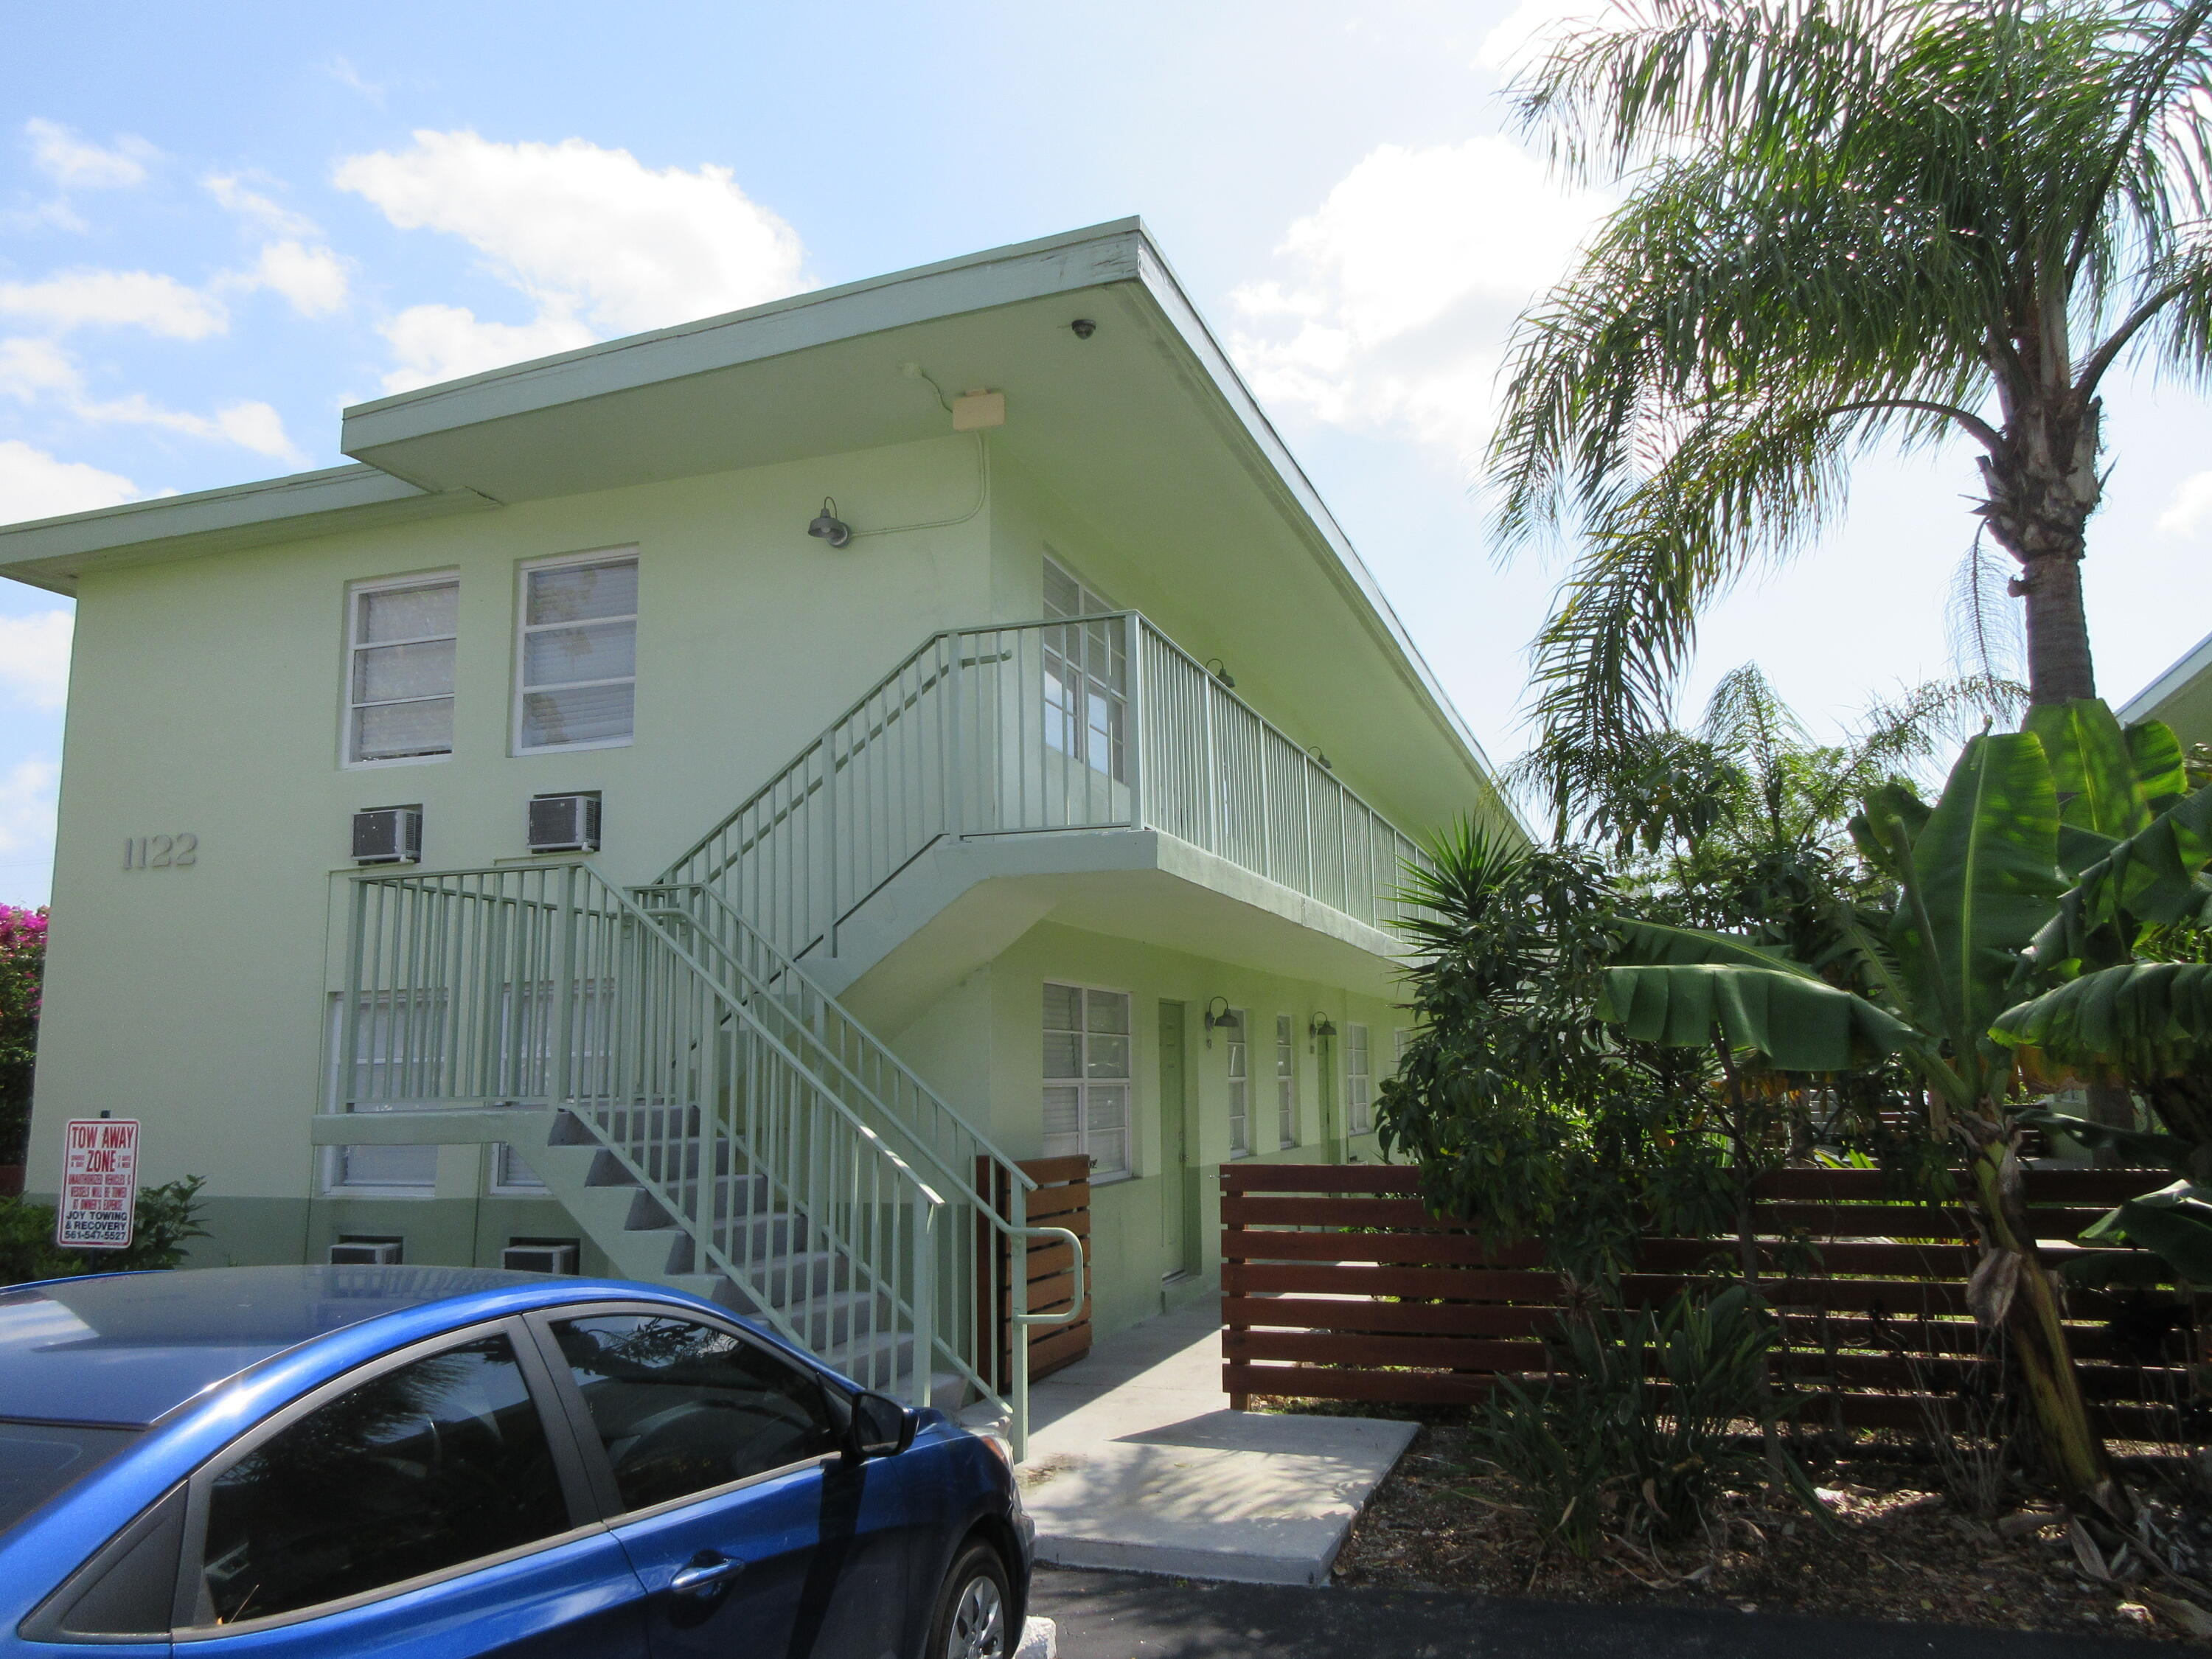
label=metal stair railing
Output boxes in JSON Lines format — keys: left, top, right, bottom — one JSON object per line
{"left": 341, "top": 864, "right": 945, "bottom": 1397}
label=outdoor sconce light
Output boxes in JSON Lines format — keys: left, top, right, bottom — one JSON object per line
{"left": 1307, "top": 745, "right": 1333, "bottom": 771}
{"left": 1203, "top": 996, "right": 1241, "bottom": 1048}
{"left": 1206, "top": 657, "right": 1236, "bottom": 689}
{"left": 807, "top": 497, "right": 853, "bottom": 548}
{"left": 1308, "top": 1013, "right": 1337, "bottom": 1054}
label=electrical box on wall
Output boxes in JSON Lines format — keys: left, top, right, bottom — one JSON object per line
{"left": 528, "top": 793, "right": 601, "bottom": 854}
{"left": 351, "top": 807, "right": 422, "bottom": 866}
{"left": 951, "top": 389, "right": 1005, "bottom": 431}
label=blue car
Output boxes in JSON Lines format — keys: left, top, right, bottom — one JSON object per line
{"left": 0, "top": 1265, "right": 1032, "bottom": 1659}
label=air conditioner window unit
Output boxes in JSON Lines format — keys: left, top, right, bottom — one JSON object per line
{"left": 352, "top": 807, "right": 422, "bottom": 866}
{"left": 527, "top": 793, "right": 601, "bottom": 854}
{"left": 502, "top": 1241, "right": 580, "bottom": 1275}
{"left": 329, "top": 1239, "right": 402, "bottom": 1265}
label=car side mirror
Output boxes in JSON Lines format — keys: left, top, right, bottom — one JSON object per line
{"left": 849, "top": 1390, "right": 917, "bottom": 1459}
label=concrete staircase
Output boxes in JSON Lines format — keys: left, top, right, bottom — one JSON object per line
{"left": 511, "top": 1107, "right": 965, "bottom": 1411}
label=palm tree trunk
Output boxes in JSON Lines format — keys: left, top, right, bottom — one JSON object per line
{"left": 1980, "top": 390, "right": 2101, "bottom": 705}
{"left": 2020, "top": 549, "right": 2098, "bottom": 704}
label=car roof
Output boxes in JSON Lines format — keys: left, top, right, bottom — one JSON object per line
{"left": 0, "top": 1265, "right": 647, "bottom": 1427}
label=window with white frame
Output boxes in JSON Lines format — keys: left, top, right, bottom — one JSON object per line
{"left": 1346, "top": 1023, "right": 1373, "bottom": 1135}
{"left": 515, "top": 551, "right": 638, "bottom": 753}
{"left": 1226, "top": 1009, "right": 1250, "bottom": 1158}
{"left": 1276, "top": 1014, "right": 1298, "bottom": 1149}
{"left": 1041, "top": 554, "right": 1125, "bottom": 781}
{"left": 1395, "top": 1028, "right": 1413, "bottom": 1069}
{"left": 347, "top": 574, "right": 458, "bottom": 765}
{"left": 1043, "top": 983, "right": 1130, "bottom": 1178}
{"left": 324, "top": 993, "right": 441, "bottom": 1193}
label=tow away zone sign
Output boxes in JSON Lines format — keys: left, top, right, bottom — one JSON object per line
{"left": 59, "top": 1119, "right": 139, "bottom": 1249}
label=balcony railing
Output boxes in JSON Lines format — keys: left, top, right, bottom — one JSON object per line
{"left": 657, "top": 611, "right": 1433, "bottom": 964}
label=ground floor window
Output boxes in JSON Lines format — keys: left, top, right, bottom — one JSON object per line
{"left": 1043, "top": 982, "right": 1131, "bottom": 1178}
{"left": 1346, "top": 1023, "right": 1372, "bottom": 1135}
{"left": 1226, "top": 1009, "right": 1250, "bottom": 1158}
{"left": 1276, "top": 1014, "right": 1298, "bottom": 1149}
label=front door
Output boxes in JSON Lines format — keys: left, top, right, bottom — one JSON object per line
{"left": 1157, "top": 1001, "right": 1199, "bottom": 1279}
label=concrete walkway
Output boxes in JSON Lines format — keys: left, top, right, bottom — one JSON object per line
{"left": 1009, "top": 1301, "right": 1416, "bottom": 1587}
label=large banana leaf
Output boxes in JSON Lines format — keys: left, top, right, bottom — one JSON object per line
{"left": 2025, "top": 700, "right": 2149, "bottom": 841}
{"left": 2014, "top": 1107, "right": 2195, "bottom": 1170}
{"left": 1613, "top": 919, "right": 1822, "bottom": 975}
{"left": 2030, "top": 781, "right": 2212, "bottom": 971}
{"left": 2127, "top": 717, "right": 2189, "bottom": 815}
{"left": 1891, "top": 732, "right": 2064, "bottom": 1054}
{"left": 2076, "top": 1180, "right": 2212, "bottom": 1284}
{"left": 1847, "top": 778, "right": 1929, "bottom": 880}
{"left": 1993, "top": 961, "right": 2212, "bottom": 1081}
{"left": 1599, "top": 963, "right": 1919, "bottom": 1071}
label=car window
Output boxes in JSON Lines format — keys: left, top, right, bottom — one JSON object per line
{"left": 551, "top": 1315, "right": 839, "bottom": 1512}
{"left": 197, "top": 1332, "right": 570, "bottom": 1624}
{"left": 0, "top": 1422, "right": 140, "bottom": 1533}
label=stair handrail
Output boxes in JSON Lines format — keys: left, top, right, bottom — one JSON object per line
{"left": 633, "top": 880, "right": 1034, "bottom": 1197}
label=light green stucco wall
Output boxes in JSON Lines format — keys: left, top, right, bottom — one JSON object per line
{"left": 24, "top": 428, "right": 1416, "bottom": 1333}
{"left": 883, "top": 918, "right": 1405, "bottom": 1343}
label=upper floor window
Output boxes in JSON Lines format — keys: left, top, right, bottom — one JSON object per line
{"left": 347, "top": 575, "right": 457, "bottom": 765}
{"left": 1041, "top": 554, "right": 1124, "bottom": 782}
{"left": 1346, "top": 1023, "right": 1372, "bottom": 1135}
{"left": 515, "top": 551, "right": 637, "bottom": 753}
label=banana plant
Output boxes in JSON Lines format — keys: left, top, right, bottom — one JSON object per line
{"left": 1598, "top": 723, "right": 2124, "bottom": 1498}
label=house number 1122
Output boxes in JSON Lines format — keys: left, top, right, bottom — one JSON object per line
{"left": 123, "top": 835, "right": 197, "bottom": 870}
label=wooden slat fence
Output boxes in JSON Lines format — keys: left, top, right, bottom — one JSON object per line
{"left": 977, "top": 1154, "right": 1093, "bottom": 1391}
{"left": 1222, "top": 1164, "right": 2205, "bottom": 1444}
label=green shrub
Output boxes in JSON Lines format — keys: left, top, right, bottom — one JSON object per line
{"left": 0, "top": 1175, "right": 209, "bottom": 1287}
{"left": 1474, "top": 1285, "right": 1819, "bottom": 1555}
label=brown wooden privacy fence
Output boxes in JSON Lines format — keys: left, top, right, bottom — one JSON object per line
{"left": 977, "top": 1154, "right": 1093, "bottom": 1390}
{"left": 1222, "top": 1164, "right": 2206, "bottom": 1444}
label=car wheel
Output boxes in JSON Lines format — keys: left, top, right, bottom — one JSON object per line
{"left": 927, "top": 1541, "right": 1012, "bottom": 1659}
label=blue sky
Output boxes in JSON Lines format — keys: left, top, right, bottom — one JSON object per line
{"left": 2, "top": 0, "right": 2210, "bottom": 906}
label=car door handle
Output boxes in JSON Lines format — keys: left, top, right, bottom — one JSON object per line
{"left": 669, "top": 1552, "right": 749, "bottom": 1596}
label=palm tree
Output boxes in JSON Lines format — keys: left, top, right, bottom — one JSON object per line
{"left": 1492, "top": 0, "right": 2212, "bottom": 799}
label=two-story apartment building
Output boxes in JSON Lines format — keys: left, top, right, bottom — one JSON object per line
{"left": 0, "top": 220, "right": 1513, "bottom": 1443}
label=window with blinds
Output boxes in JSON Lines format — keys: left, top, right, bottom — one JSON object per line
{"left": 515, "top": 551, "right": 638, "bottom": 753}
{"left": 347, "top": 574, "right": 458, "bottom": 765}
{"left": 1346, "top": 1023, "right": 1373, "bottom": 1135}
{"left": 1226, "top": 1010, "right": 1250, "bottom": 1158}
{"left": 1276, "top": 1013, "right": 1298, "bottom": 1149}
{"left": 1043, "top": 982, "right": 1131, "bottom": 1178}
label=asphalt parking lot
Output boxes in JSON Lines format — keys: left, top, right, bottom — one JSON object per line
{"left": 1032, "top": 1568, "right": 2162, "bottom": 1658}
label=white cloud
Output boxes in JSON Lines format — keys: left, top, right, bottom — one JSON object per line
{"left": 0, "top": 610, "right": 72, "bottom": 710}
{"left": 1228, "top": 137, "right": 1607, "bottom": 468}
{"left": 0, "top": 439, "right": 138, "bottom": 521}
{"left": 2158, "top": 470, "right": 2212, "bottom": 538}
{"left": 0, "top": 336, "right": 297, "bottom": 458}
{"left": 23, "top": 118, "right": 157, "bottom": 190}
{"left": 0, "top": 269, "right": 226, "bottom": 339}
{"left": 235, "top": 240, "right": 349, "bottom": 318}
{"left": 0, "top": 757, "right": 60, "bottom": 906}
{"left": 376, "top": 302, "right": 597, "bottom": 392}
{"left": 335, "top": 131, "right": 809, "bottom": 392}
{"left": 203, "top": 173, "right": 319, "bottom": 240}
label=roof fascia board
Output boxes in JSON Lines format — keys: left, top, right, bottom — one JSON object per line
{"left": 339, "top": 218, "right": 1148, "bottom": 471}
{"left": 2120, "top": 627, "right": 2212, "bottom": 725}
{"left": 0, "top": 465, "right": 495, "bottom": 596}
{"left": 1125, "top": 239, "right": 1526, "bottom": 836}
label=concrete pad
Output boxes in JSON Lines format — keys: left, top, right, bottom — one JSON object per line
{"left": 1012, "top": 1301, "right": 1416, "bottom": 1587}
{"left": 1015, "top": 1615, "right": 1055, "bottom": 1658}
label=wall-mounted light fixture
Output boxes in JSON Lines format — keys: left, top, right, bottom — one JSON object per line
{"left": 807, "top": 497, "right": 852, "bottom": 548}
{"left": 1205, "top": 657, "right": 1236, "bottom": 689}
{"left": 1307, "top": 745, "right": 1333, "bottom": 772}
{"left": 1203, "top": 996, "right": 1242, "bottom": 1049}
{"left": 1307, "top": 1013, "right": 1336, "bottom": 1054}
